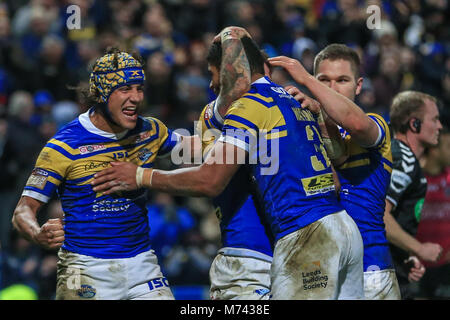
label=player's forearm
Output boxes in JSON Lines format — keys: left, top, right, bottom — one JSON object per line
{"left": 384, "top": 210, "right": 422, "bottom": 255}
{"left": 141, "top": 165, "right": 223, "bottom": 198}
{"left": 303, "top": 75, "right": 376, "bottom": 144}
{"left": 12, "top": 200, "right": 41, "bottom": 243}
{"left": 216, "top": 37, "right": 251, "bottom": 117}
{"left": 318, "top": 111, "right": 347, "bottom": 163}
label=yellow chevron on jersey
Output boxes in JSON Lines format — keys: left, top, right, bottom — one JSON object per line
{"left": 339, "top": 113, "right": 392, "bottom": 173}
{"left": 224, "top": 95, "right": 286, "bottom": 134}
{"left": 264, "top": 130, "right": 288, "bottom": 140}
{"left": 243, "top": 92, "right": 274, "bottom": 104}
{"left": 197, "top": 101, "right": 221, "bottom": 155}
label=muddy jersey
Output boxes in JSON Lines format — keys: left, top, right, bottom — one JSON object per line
{"left": 22, "top": 108, "right": 180, "bottom": 259}
{"left": 218, "top": 76, "right": 343, "bottom": 242}
{"left": 386, "top": 139, "right": 427, "bottom": 262}
{"left": 336, "top": 113, "right": 394, "bottom": 271}
{"left": 198, "top": 102, "right": 273, "bottom": 257}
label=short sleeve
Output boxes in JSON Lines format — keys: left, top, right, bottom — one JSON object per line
{"left": 385, "top": 145, "right": 417, "bottom": 209}
{"left": 152, "top": 118, "right": 182, "bottom": 157}
{"left": 22, "top": 142, "right": 71, "bottom": 203}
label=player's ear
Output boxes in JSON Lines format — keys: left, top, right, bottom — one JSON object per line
{"left": 355, "top": 77, "right": 363, "bottom": 96}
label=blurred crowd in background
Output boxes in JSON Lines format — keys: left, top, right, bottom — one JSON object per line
{"left": 0, "top": 0, "right": 449, "bottom": 300}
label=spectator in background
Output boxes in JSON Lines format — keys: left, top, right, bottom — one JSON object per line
{"left": 0, "top": 91, "right": 45, "bottom": 249}
{"left": 30, "top": 89, "right": 54, "bottom": 127}
{"left": 318, "top": 0, "right": 372, "bottom": 48}
{"left": 372, "top": 50, "right": 402, "bottom": 111}
{"left": 10, "top": 0, "right": 58, "bottom": 38}
{"left": 144, "top": 51, "right": 175, "bottom": 122}
{"left": 50, "top": 100, "right": 80, "bottom": 131}
{"left": 30, "top": 35, "right": 77, "bottom": 101}
{"left": 73, "top": 39, "right": 101, "bottom": 81}
{"left": 164, "top": 0, "right": 217, "bottom": 40}
{"left": 17, "top": 4, "right": 55, "bottom": 69}
{"left": 109, "top": 0, "right": 143, "bottom": 41}
{"left": 0, "top": 6, "right": 16, "bottom": 87}
{"left": 133, "top": 3, "right": 176, "bottom": 61}
{"left": 416, "top": 128, "right": 450, "bottom": 299}
{"left": 61, "top": 0, "right": 111, "bottom": 72}
{"left": 1, "top": 230, "right": 41, "bottom": 294}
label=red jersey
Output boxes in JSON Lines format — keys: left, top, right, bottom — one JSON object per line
{"left": 416, "top": 167, "right": 450, "bottom": 267}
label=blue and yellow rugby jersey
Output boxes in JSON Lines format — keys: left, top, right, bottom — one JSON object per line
{"left": 218, "top": 77, "right": 343, "bottom": 242}
{"left": 197, "top": 102, "right": 273, "bottom": 257}
{"left": 336, "top": 113, "right": 394, "bottom": 271}
{"left": 22, "top": 108, "right": 181, "bottom": 259}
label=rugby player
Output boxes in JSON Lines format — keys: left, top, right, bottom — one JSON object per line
{"left": 269, "top": 44, "right": 400, "bottom": 299}
{"left": 11, "top": 48, "right": 189, "bottom": 300}
{"left": 200, "top": 28, "right": 273, "bottom": 300}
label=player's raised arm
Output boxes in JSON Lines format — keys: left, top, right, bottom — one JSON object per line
{"left": 269, "top": 55, "right": 380, "bottom": 148}
{"left": 214, "top": 26, "right": 252, "bottom": 117}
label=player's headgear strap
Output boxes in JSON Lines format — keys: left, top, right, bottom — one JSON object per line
{"left": 89, "top": 51, "right": 145, "bottom": 103}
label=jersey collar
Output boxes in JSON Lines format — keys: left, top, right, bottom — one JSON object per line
{"left": 79, "top": 107, "right": 129, "bottom": 140}
{"left": 252, "top": 76, "right": 271, "bottom": 85}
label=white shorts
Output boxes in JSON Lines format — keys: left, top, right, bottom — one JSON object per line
{"left": 56, "top": 249, "right": 174, "bottom": 300}
{"left": 364, "top": 269, "right": 401, "bottom": 300}
{"left": 271, "top": 210, "right": 364, "bottom": 300}
{"left": 209, "top": 247, "right": 272, "bottom": 300}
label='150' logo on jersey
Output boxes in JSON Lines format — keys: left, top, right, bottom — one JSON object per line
{"left": 79, "top": 144, "right": 106, "bottom": 154}
{"left": 113, "top": 151, "right": 129, "bottom": 159}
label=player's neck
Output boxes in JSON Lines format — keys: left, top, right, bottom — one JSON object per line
{"left": 90, "top": 109, "right": 127, "bottom": 134}
{"left": 251, "top": 73, "right": 265, "bottom": 83}
{"left": 395, "top": 132, "right": 425, "bottom": 159}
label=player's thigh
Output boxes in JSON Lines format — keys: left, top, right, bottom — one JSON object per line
{"left": 335, "top": 211, "right": 364, "bottom": 300}
{"left": 210, "top": 253, "right": 271, "bottom": 300}
{"left": 271, "top": 218, "right": 342, "bottom": 299}
{"left": 127, "top": 250, "right": 175, "bottom": 300}
{"left": 56, "top": 249, "right": 125, "bottom": 300}
{"left": 364, "top": 269, "right": 401, "bottom": 300}
{"left": 271, "top": 211, "right": 363, "bottom": 300}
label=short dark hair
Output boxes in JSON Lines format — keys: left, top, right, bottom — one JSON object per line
{"left": 241, "top": 36, "right": 265, "bottom": 75}
{"left": 206, "top": 41, "right": 222, "bottom": 70}
{"left": 206, "top": 36, "right": 265, "bottom": 75}
{"left": 389, "top": 90, "right": 437, "bottom": 134}
{"left": 313, "top": 43, "right": 361, "bottom": 79}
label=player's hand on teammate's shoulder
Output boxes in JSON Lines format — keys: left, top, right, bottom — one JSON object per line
{"left": 92, "top": 161, "right": 139, "bottom": 194}
{"left": 35, "top": 218, "right": 64, "bottom": 250}
{"left": 285, "top": 85, "right": 321, "bottom": 114}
